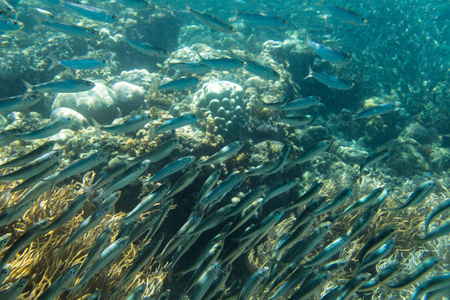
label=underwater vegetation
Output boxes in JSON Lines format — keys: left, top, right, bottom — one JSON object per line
{"left": 0, "top": 0, "right": 449, "bottom": 299}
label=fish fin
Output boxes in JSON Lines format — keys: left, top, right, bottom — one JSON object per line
{"left": 21, "top": 80, "right": 34, "bottom": 93}
{"left": 230, "top": 2, "right": 240, "bottom": 22}
{"left": 48, "top": 54, "right": 60, "bottom": 71}
{"left": 138, "top": 178, "right": 150, "bottom": 184}
{"left": 195, "top": 50, "right": 205, "bottom": 61}
{"left": 303, "top": 66, "right": 314, "bottom": 80}
{"left": 90, "top": 117, "right": 102, "bottom": 130}
{"left": 183, "top": 1, "right": 192, "bottom": 12}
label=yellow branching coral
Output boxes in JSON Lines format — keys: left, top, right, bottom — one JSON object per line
{"left": 0, "top": 172, "right": 167, "bottom": 300}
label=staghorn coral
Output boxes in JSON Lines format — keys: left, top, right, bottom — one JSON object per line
{"left": 0, "top": 172, "right": 167, "bottom": 300}
{"left": 243, "top": 172, "right": 450, "bottom": 299}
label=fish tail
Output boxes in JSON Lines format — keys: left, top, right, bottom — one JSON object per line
{"left": 48, "top": 54, "right": 60, "bottom": 71}
{"left": 21, "top": 79, "right": 34, "bottom": 93}
{"left": 90, "top": 117, "right": 102, "bottom": 130}
{"left": 305, "top": 31, "right": 311, "bottom": 44}
{"left": 303, "top": 66, "right": 314, "bottom": 80}
{"left": 230, "top": 1, "right": 240, "bottom": 22}
{"left": 183, "top": 1, "right": 192, "bottom": 12}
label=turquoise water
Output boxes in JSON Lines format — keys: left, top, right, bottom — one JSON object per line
{"left": 0, "top": 0, "right": 449, "bottom": 299}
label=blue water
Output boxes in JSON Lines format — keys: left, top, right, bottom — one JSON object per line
{"left": 0, "top": 0, "right": 449, "bottom": 299}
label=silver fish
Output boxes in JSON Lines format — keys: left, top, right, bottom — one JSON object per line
{"left": 158, "top": 210, "right": 203, "bottom": 261}
{"left": 154, "top": 114, "right": 198, "bottom": 134}
{"left": 188, "top": 261, "right": 222, "bottom": 300}
{"left": 425, "top": 198, "right": 450, "bottom": 233}
{"left": 0, "top": 276, "right": 29, "bottom": 299}
{"left": 336, "top": 273, "right": 372, "bottom": 300}
{"left": 93, "top": 113, "right": 151, "bottom": 134}
{"left": 385, "top": 256, "right": 441, "bottom": 290}
{"left": 263, "top": 178, "right": 299, "bottom": 205}
{"left": 22, "top": 79, "right": 95, "bottom": 94}
{"left": 15, "top": 180, "right": 52, "bottom": 206}
{"left": 233, "top": 4, "right": 288, "bottom": 29}
{"left": 0, "top": 18, "right": 23, "bottom": 31}
{"left": 411, "top": 272, "right": 450, "bottom": 300}
{"left": 0, "top": 141, "right": 55, "bottom": 170}
{"left": 200, "top": 173, "right": 243, "bottom": 208}
{"left": 32, "top": 8, "right": 55, "bottom": 21}
{"left": 183, "top": 242, "right": 224, "bottom": 294}
{"left": 360, "top": 148, "right": 392, "bottom": 174}
{"left": 0, "top": 233, "right": 11, "bottom": 252}
{"left": 123, "top": 184, "right": 170, "bottom": 222}
{"left": 357, "top": 225, "right": 396, "bottom": 263}
{"left": 158, "top": 77, "right": 199, "bottom": 91}
{"left": 41, "top": 21, "right": 99, "bottom": 38}
{"left": 315, "top": 187, "right": 353, "bottom": 215}
{"left": 61, "top": 0, "right": 118, "bottom": 23}
{"left": 238, "top": 267, "right": 269, "bottom": 300}
{"left": 229, "top": 50, "right": 279, "bottom": 80}
{"left": 240, "top": 208, "right": 284, "bottom": 241}
{"left": 203, "top": 265, "right": 232, "bottom": 300}
{"left": 78, "top": 228, "right": 112, "bottom": 275}
{"left": 279, "top": 115, "right": 312, "bottom": 127}
{"left": 0, "top": 93, "right": 41, "bottom": 114}
{"left": 359, "top": 263, "right": 401, "bottom": 291}
{"left": 49, "top": 57, "right": 107, "bottom": 71}
{"left": 197, "top": 51, "right": 246, "bottom": 70}
{"left": 167, "top": 166, "right": 200, "bottom": 197}
{"left": 128, "top": 209, "right": 165, "bottom": 244}
{"left": 304, "top": 66, "right": 354, "bottom": 90}
{"left": 126, "top": 282, "right": 146, "bottom": 300}
{"left": 197, "top": 170, "right": 221, "bottom": 202}
{"left": 37, "top": 264, "right": 80, "bottom": 300}
{"left": 0, "top": 264, "right": 10, "bottom": 285}
{"left": 0, "top": 198, "right": 37, "bottom": 227}
{"left": 63, "top": 203, "right": 113, "bottom": 248}
{"left": 142, "top": 156, "right": 195, "bottom": 184}
{"left": 415, "top": 218, "right": 450, "bottom": 243}
{"left": 0, "top": 218, "right": 50, "bottom": 267}
{"left": 13, "top": 117, "right": 73, "bottom": 140}
{"left": 50, "top": 151, "right": 109, "bottom": 186}
{"left": 306, "top": 34, "right": 351, "bottom": 64}
{"left": 320, "top": 1, "right": 367, "bottom": 25}
{"left": 280, "top": 96, "right": 321, "bottom": 110}
{"left": 292, "top": 140, "right": 331, "bottom": 165}
{"left": 342, "top": 187, "right": 384, "bottom": 216}
{"left": 125, "top": 38, "right": 169, "bottom": 57}
{"left": 170, "top": 62, "right": 213, "bottom": 74}
{"left": 91, "top": 160, "right": 129, "bottom": 191}
{"left": 200, "top": 141, "right": 244, "bottom": 166}
{"left": 75, "top": 237, "right": 130, "bottom": 290}
{"left": 354, "top": 103, "right": 399, "bottom": 119}
{"left": 188, "top": 205, "right": 234, "bottom": 235}
{"left": 185, "top": 2, "right": 236, "bottom": 33}
{"left": 227, "top": 186, "right": 266, "bottom": 218}
{"left": 46, "top": 193, "right": 90, "bottom": 232}
{"left": 390, "top": 180, "right": 436, "bottom": 211}
{"left": 356, "top": 238, "right": 396, "bottom": 272}
{"left": 304, "top": 234, "right": 350, "bottom": 267}
{"left": 0, "top": 150, "right": 62, "bottom": 182}
{"left": 268, "top": 142, "right": 292, "bottom": 174}
{"left": 128, "top": 139, "right": 179, "bottom": 165}
{"left": 118, "top": 233, "right": 164, "bottom": 289}
{"left": 116, "top": 0, "right": 151, "bottom": 9}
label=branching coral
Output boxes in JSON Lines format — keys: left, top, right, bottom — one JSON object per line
{"left": 0, "top": 172, "right": 167, "bottom": 300}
